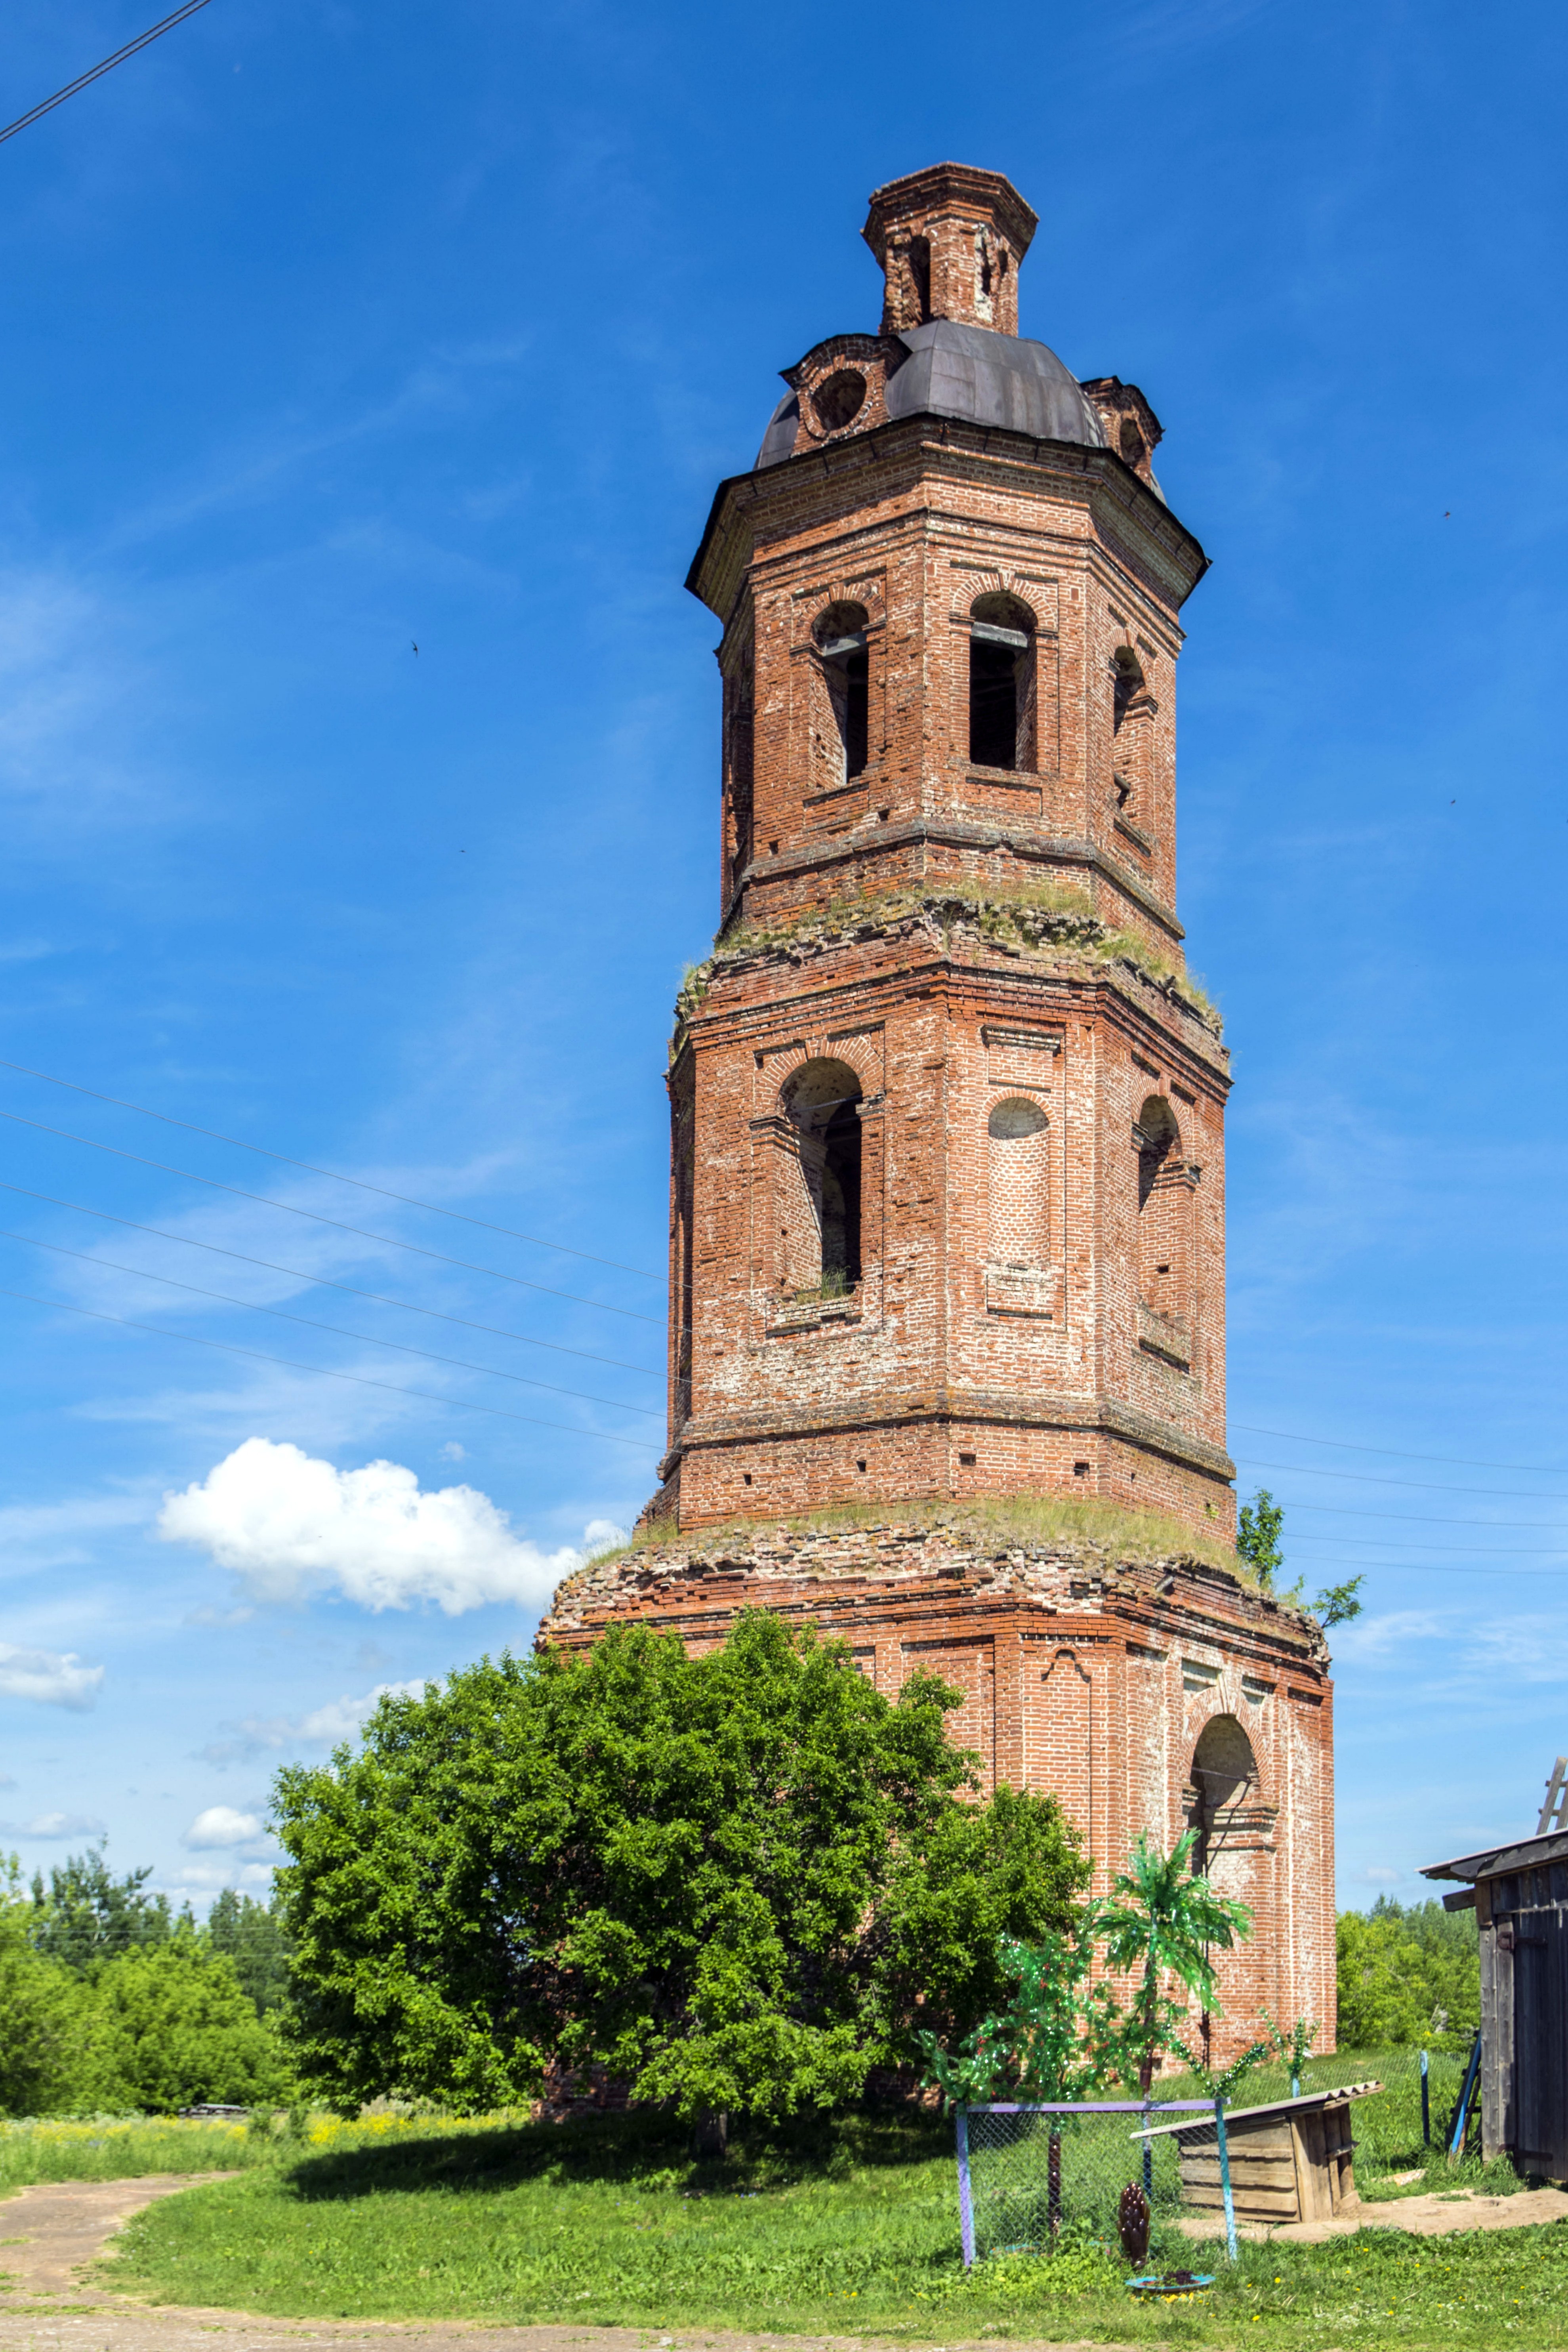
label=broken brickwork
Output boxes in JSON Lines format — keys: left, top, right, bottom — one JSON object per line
{"left": 539, "top": 162, "right": 1337, "bottom": 2057}
{"left": 543, "top": 1522, "right": 1337, "bottom": 2057}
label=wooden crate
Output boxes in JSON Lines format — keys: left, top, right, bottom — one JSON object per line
{"left": 1140, "top": 2082, "right": 1380, "bottom": 2226}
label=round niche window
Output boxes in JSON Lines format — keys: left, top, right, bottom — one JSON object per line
{"left": 813, "top": 370, "right": 867, "bottom": 433}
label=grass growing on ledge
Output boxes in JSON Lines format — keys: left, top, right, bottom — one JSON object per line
{"left": 592, "top": 1491, "right": 1262, "bottom": 1591}
{"left": 675, "top": 877, "right": 1222, "bottom": 1038}
{"left": 105, "top": 2106, "right": 1568, "bottom": 2345}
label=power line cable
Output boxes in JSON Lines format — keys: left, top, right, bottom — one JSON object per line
{"left": 0, "top": 0, "right": 217, "bottom": 149}
{"left": 0, "top": 1057, "right": 662, "bottom": 1280}
{"left": 0, "top": 1109, "right": 661, "bottom": 1323}
{"left": 1232, "top": 1422, "right": 1568, "bottom": 1477}
{"left": 0, "top": 1179, "right": 662, "bottom": 1379}
{"left": 0, "top": 1283, "right": 659, "bottom": 1451}
{"left": 1261, "top": 1527, "right": 1568, "bottom": 1558}
{"left": 1237, "top": 1455, "right": 1568, "bottom": 1502}
{"left": 1256, "top": 1495, "right": 1568, "bottom": 1532}
{"left": 0, "top": 1230, "right": 661, "bottom": 1421}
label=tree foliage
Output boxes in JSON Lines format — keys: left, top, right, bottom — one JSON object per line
{"left": 207, "top": 1890, "right": 292, "bottom": 2015}
{"left": 273, "top": 1611, "right": 1091, "bottom": 2119}
{"left": 81, "top": 1931, "right": 291, "bottom": 2111}
{"left": 1336, "top": 1897, "right": 1479, "bottom": 2049}
{"left": 30, "top": 1846, "right": 172, "bottom": 1973}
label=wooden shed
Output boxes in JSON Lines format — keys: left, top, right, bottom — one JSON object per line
{"left": 1137, "top": 2083, "right": 1379, "bottom": 2226}
{"left": 1423, "top": 1805, "right": 1568, "bottom": 2183}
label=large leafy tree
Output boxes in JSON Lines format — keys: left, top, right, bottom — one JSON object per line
{"left": 82, "top": 1930, "right": 293, "bottom": 2112}
{"left": 274, "top": 1610, "right": 1089, "bottom": 2124}
{"left": 31, "top": 1845, "right": 172, "bottom": 1972}
{"left": 206, "top": 1890, "right": 292, "bottom": 2015}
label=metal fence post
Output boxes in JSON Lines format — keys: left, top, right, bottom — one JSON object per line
{"left": 1214, "top": 2098, "right": 1238, "bottom": 2264}
{"left": 956, "top": 2106, "right": 976, "bottom": 2269}
{"left": 1421, "top": 2048, "right": 1430, "bottom": 2148}
{"left": 1448, "top": 2034, "right": 1481, "bottom": 2163}
{"left": 1141, "top": 2098, "right": 1152, "bottom": 2197}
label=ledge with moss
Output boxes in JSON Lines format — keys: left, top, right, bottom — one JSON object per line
{"left": 542, "top": 1493, "right": 1326, "bottom": 1664}
{"left": 671, "top": 878, "right": 1221, "bottom": 1061}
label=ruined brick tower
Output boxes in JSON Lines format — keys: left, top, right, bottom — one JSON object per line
{"left": 662, "top": 159, "right": 1229, "bottom": 1537}
{"left": 543, "top": 164, "right": 1337, "bottom": 2054}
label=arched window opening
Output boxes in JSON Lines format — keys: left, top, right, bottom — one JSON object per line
{"left": 969, "top": 593, "right": 1035, "bottom": 771}
{"left": 814, "top": 602, "right": 870, "bottom": 783}
{"left": 783, "top": 1059, "right": 864, "bottom": 1299}
{"left": 1111, "top": 645, "right": 1149, "bottom": 813}
{"left": 987, "top": 1096, "right": 1050, "bottom": 1268}
{"left": 1135, "top": 1094, "right": 1188, "bottom": 1326}
{"left": 1188, "top": 1714, "right": 1259, "bottom": 1876}
{"left": 724, "top": 659, "right": 754, "bottom": 897}
{"left": 907, "top": 235, "right": 932, "bottom": 325}
{"left": 1135, "top": 1093, "right": 1180, "bottom": 1210}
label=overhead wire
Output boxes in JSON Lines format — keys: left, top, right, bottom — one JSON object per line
{"left": 0, "top": 1109, "right": 660, "bottom": 1323}
{"left": 0, "top": 1230, "right": 661, "bottom": 1421}
{"left": 1232, "top": 1422, "right": 1568, "bottom": 1477}
{"left": 0, "top": 1179, "right": 662, "bottom": 1379}
{"left": 0, "top": 1284, "right": 659, "bottom": 1451}
{"left": 1233, "top": 1454, "right": 1568, "bottom": 1502}
{"left": 0, "top": 0, "right": 217, "bottom": 149}
{"left": 0, "top": 1057, "right": 662, "bottom": 1280}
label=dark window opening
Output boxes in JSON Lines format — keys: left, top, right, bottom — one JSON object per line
{"left": 1113, "top": 646, "right": 1143, "bottom": 734}
{"left": 908, "top": 236, "right": 931, "bottom": 323}
{"left": 816, "top": 602, "right": 871, "bottom": 782}
{"left": 969, "top": 595, "right": 1034, "bottom": 771}
{"left": 820, "top": 1101, "right": 862, "bottom": 1288}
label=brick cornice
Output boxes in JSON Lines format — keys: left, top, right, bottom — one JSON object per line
{"left": 734, "top": 816, "right": 1186, "bottom": 942}
{"left": 687, "top": 415, "right": 1209, "bottom": 622}
{"left": 663, "top": 1384, "right": 1235, "bottom": 1484}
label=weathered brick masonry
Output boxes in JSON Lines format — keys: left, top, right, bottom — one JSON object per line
{"left": 539, "top": 163, "right": 1337, "bottom": 2051}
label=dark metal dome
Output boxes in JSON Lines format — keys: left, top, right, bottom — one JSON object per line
{"left": 756, "top": 319, "right": 1108, "bottom": 469}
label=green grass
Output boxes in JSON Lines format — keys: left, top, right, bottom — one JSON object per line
{"left": 0, "top": 2113, "right": 269, "bottom": 2189}
{"left": 102, "top": 2107, "right": 1568, "bottom": 2346}
{"left": 587, "top": 1490, "right": 1260, "bottom": 1586}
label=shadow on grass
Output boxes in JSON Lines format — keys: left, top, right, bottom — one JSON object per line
{"left": 285, "top": 2106, "right": 951, "bottom": 2205}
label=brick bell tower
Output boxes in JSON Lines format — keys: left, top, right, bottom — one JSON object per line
{"left": 543, "top": 169, "right": 1338, "bottom": 2051}
{"left": 656, "top": 160, "right": 1234, "bottom": 1541}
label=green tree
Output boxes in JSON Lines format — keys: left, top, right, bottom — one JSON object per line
{"left": 0, "top": 1861, "right": 90, "bottom": 2114}
{"left": 274, "top": 1611, "right": 1090, "bottom": 2128}
{"left": 1336, "top": 1898, "right": 1478, "bottom": 2049}
{"left": 206, "top": 1890, "right": 291, "bottom": 2014}
{"left": 31, "top": 1845, "right": 172, "bottom": 1973}
{"left": 1091, "top": 1829, "right": 1252, "bottom": 2093}
{"left": 81, "top": 1930, "right": 294, "bottom": 2112}
{"left": 1236, "top": 1489, "right": 1285, "bottom": 1587}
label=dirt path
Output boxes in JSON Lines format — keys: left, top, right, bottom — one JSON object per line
{"left": 0, "top": 2169, "right": 1564, "bottom": 2349}
{"left": 1179, "top": 2178, "right": 1568, "bottom": 2245}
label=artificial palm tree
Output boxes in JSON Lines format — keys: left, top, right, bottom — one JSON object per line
{"left": 1092, "top": 1829, "right": 1252, "bottom": 2095}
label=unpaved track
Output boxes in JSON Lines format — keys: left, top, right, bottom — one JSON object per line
{"left": 0, "top": 2171, "right": 1564, "bottom": 2350}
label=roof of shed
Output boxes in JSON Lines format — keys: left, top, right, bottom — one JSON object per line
{"left": 1421, "top": 1827, "right": 1568, "bottom": 1882}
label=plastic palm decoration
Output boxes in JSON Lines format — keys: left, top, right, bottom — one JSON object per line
{"left": 1091, "top": 1829, "right": 1252, "bottom": 2095}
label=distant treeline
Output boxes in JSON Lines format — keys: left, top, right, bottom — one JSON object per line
{"left": 0, "top": 1845, "right": 294, "bottom": 2115}
{"left": 1336, "top": 1895, "right": 1480, "bottom": 2049}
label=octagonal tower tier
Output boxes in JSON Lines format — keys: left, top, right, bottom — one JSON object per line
{"left": 658, "top": 162, "right": 1232, "bottom": 1542}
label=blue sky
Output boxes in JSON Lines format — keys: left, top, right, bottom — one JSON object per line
{"left": 0, "top": 0, "right": 1561, "bottom": 1917}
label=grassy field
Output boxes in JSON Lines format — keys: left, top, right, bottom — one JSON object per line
{"left": 0, "top": 2113, "right": 272, "bottom": 2189}
{"left": 100, "top": 2106, "right": 1568, "bottom": 2349}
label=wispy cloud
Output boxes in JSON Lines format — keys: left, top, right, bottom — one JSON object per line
{"left": 0, "top": 1810, "right": 105, "bottom": 1839}
{"left": 0, "top": 1643, "right": 103, "bottom": 1710}
{"left": 198, "top": 1677, "right": 429, "bottom": 1765}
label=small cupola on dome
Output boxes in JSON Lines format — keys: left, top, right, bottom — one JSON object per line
{"left": 862, "top": 161, "right": 1038, "bottom": 336}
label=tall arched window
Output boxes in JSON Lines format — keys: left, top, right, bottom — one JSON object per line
{"left": 988, "top": 1096, "right": 1050, "bottom": 1268}
{"left": 1111, "top": 645, "right": 1151, "bottom": 816}
{"left": 782, "top": 1059, "right": 863, "bottom": 1298}
{"left": 813, "top": 602, "right": 870, "bottom": 785}
{"left": 969, "top": 593, "right": 1035, "bottom": 771}
{"left": 1135, "top": 1093, "right": 1186, "bottom": 1320}
{"left": 1189, "top": 1715, "right": 1259, "bottom": 1875}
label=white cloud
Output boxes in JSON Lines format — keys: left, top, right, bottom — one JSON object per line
{"left": 0, "top": 1643, "right": 103, "bottom": 1710}
{"left": 183, "top": 1806, "right": 267, "bottom": 1850}
{"left": 0, "top": 1811, "right": 106, "bottom": 1839}
{"left": 198, "top": 1678, "right": 429, "bottom": 1764}
{"left": 158, "top": 1438, "right": 588, "bottom": 1615}
{"left": 440, "top": 1442, "right": 467, "bottom": 1462}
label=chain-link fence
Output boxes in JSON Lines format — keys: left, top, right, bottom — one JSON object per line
{"left": 954, "top": 2046, "right": 1484, "bottom": 2271}
{"left": 956, "top": 2102, "right": 1235, "bottom": 2270}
